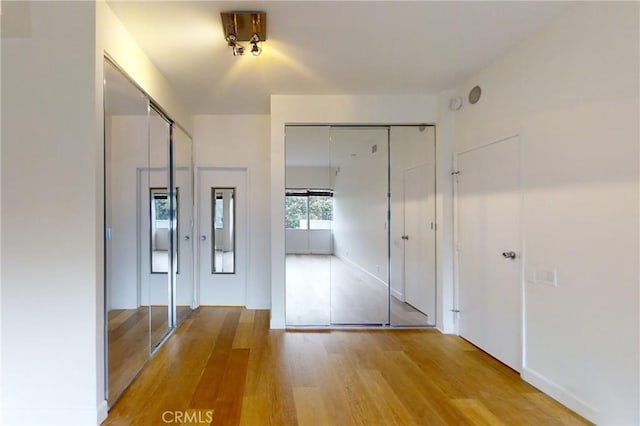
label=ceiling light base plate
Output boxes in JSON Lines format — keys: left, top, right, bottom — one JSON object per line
{"left": 221, "top": 12, "right": 267, "bottom": 42}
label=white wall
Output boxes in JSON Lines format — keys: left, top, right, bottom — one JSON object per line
{"left": 270, "top": 95, "right": 447, "bottom": 329}
{"left": 452, "top": 3, "right": 639, "bottom": 424}
{"left": 193, "top": 115, "right": 271, "bottom": 309}
{"left": 97, "top": 2, "right": 191, "bottom": 134}
{"left": 1, "top": 2, "right": 103, "bottom": 424}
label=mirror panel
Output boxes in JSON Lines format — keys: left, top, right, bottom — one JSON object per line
{"left": 329, "top": 127, "right": 389, "bottom": 325}
{"left": 389, "top": 126, "right": 436, "bottom": 326}
{"left": 104, "top": 60, "right": 151, "bottom": 406}
{"left": 174, "top": 126, "right": 194, "bottom": 325}
{"left": 285, "top": 126, "right": 332, "bottom": 325}
{"left": 147, "top": 107, "right": 172, "bottom": 350}
{"left": 212, "top": 188, "right": 235, "bottom": 274}
{"left": 150, "top": 187, "right": 177, "bottom": 274}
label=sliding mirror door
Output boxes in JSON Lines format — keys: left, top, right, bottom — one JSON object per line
{"left": 329, "top": 127, "right": 389, "bottom": 325}
{"left": 104, "top": 58, "right": 194, "bottom": 406}
{"left": 389, "top": 126, "right": 436, "bottom": 326}
{"left": 174, "top": 127, "right": 194, "bottom": 324}
{"left": 284, "top": 125, "right": 436, "bottom": 327}
{"left": 104, "top": 60, "right": 151, "bottom": 405}
{"left": 144, "top": 107, "right": 173, "bottom": 349}
{"left": 285, "top": 126, "right": 332, "bottom": 325}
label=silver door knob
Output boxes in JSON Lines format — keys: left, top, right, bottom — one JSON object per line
{"left": 401, "top": 235, "right": 409, "bottom": 240}
{"left": 200, "top": 235, "right": 207, "bottom": 241}
{"left": 184, "top": 235, "right": 190, "bottom": 241}
{"left": 502, "top": 251, "right": 516, "bottom": 259}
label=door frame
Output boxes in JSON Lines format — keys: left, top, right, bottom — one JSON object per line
{"left": 452, "top": 134, "right": 525, "bottom": 367}
{"left": 194, "top": 165, "right": 250, "bottom": 308}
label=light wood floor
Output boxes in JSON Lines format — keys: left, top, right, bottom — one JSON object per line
{"left": 104, "top": 307, "right": 589, "bottom": 425}
{"left": 286, "top": 254, "right": 430, "bottom": 326}
{"left": 107, "top": 305, "right": 192, "bottom": 406}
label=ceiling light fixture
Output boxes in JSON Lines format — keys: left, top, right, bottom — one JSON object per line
{"left": 221, "top": 11, "right": 267, "bottom": 57}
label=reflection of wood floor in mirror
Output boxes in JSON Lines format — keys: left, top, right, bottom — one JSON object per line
{"left": 286, "top": 254, "right": 430, "bottom": 326}
{"left": 108, "top": 305, "right": 191, "bottom": 406}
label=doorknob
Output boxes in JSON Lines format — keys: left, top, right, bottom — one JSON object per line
{"left": 184, "top": 235, "right": 190, "bottom": 241}
{"left": 502, "top": 251, "right": 517, "bottom": 260}
{"left": 401, "top": 235, "right": 409, "bottom": 240}
{"left": 200, "top": 235, "right": 207, "bottom": 241}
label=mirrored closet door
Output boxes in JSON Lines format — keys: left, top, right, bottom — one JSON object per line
{"left": 285, "top": 125, "right": 436, "bottom": 327}
{"left": 104, "top": 58, "right": 194, "bottom": 406}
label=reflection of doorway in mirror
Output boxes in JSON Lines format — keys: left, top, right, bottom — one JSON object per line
{"left": 212, "top": 187, "right": 235, "bottom": 274}
{"left": 150, "top": 187, "right": 179, "bottom": 273}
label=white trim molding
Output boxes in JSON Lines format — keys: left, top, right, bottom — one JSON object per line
{"left": 521, "top": 367, "right": 601, "bottom": 424}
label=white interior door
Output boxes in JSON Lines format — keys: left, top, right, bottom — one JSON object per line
{"left": 456, "top": 136, "right": 522, "bottom": 371}
{"left": 403, "top": 164, "right": 436, "bottom": 321}
{"left": 197, "top": 167, "right": 247, "bottom": 305}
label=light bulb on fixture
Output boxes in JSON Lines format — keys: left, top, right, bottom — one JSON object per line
{"left": 226, "top": 34, "right": 245, "bottom": 56}
{"left": 250, "top": 33, "right": 261, "bottom": 56}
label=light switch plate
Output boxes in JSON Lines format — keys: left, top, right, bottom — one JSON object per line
{"left": 536, "top": 266, "right": 557, "bottom": 287}
{"left": 525, "top": 266, "right": 536, "bottom": 285}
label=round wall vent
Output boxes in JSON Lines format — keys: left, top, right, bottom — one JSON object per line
{"left": 468, "top": 85, "right": 482, "bottom": 104}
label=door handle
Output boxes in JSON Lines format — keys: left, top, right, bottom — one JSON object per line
{"left": 401, "top": 235, "right": 409, "bottom": 240}
{"left": 502, "top": 251, "right": 517, "bottom": 260}
{"left": 200, "top": 235, "right": 207, "bottom": 241}
{"left": 184, "top": 235, "right": 190, "bottom": 241}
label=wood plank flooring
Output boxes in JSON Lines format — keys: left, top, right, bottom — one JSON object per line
{"left": 103, "top": 307, "right": 590, "bottom": 426}
{"left": 107, "top": 305, "right": 192, "bottom": 406}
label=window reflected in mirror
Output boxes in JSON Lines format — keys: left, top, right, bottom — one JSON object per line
{"left": 212, "top": 188, "right": 235, "bottom": 273}
{"left": 150, "top": 187, "right": 178, "bottom": 273}
{"left": 285, "top": 189, "right": 333, "bottom": 230}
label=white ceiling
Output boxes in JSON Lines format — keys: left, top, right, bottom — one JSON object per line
{"left": 107, "top": 1, "right": 572, "bottom": 115}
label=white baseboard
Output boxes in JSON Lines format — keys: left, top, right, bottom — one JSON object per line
{"left": 286, "top": 250, "right": 333, "bottom": 255}
{"left": 3, "top": 401, "right": 109, "bottom": 425}
{"left": 245, "top": 302, "right": 271, "bottom": 310}
{"left": 521, "top": 367, "right": 600, "bottom": 424}
{"left": 270, "top": 318, "right": 286, "bottom": 329}
{"left": 97, "top": 400, "right": 109, "bottom": 424}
